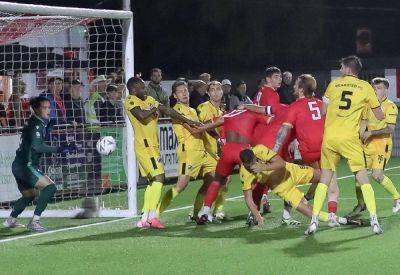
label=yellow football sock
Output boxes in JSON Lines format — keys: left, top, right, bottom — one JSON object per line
{"left": 149, "top": 181, "right": 163, "bottom": 211}
{"left": 213, "top": 187, "right": 227, "bottom": 214}
{"left": 361, "top": 184, "right": 377, "bottom": 216}
{"left": 157, "top": 187, "right": 178, "bottom": 214}
{"left": 193, "top": 191, "right": 205, "bottom": 217}
{"left": 381, "top": 176, "right": 400, "bottom": 200}
{"left": 355, "top": 183, "right": 365, "bottom": 205}
{"left": 319, "top": 211, "right": 329, "bottom": 222}
{"left": 142, "top": 185, "right": 152, "bottom": 213}
{"left": 312, "top": 183, "right": 328, "bottom": 216}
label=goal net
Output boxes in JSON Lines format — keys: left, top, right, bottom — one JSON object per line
{"left": 0, "top": 2, "right": 136, "bottom": 217}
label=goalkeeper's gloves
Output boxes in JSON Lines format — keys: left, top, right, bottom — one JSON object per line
{"left": 57, "top": 142, "right": 78, "bottom": 154}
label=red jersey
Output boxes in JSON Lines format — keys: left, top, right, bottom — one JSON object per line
{"left": 284, "top": 97, "right": 324, "bottom": 154}
{"left": 253, "top": 86, "right": 285, "bottom": 117}
{"left": 222, "top": 109, "right": 269, "bottom": 141}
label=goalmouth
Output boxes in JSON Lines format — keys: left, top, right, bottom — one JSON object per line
{"left": 0, "top": 2, "right": 136, "bottom": 218}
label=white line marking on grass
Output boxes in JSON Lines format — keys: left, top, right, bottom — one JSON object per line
{"left": 2, "top": 165, "right": 400, "bottom": 244}
{"left": 0, "top": 217, "right": 131, "bottom": 244}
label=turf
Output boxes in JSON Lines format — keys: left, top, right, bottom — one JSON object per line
{"left": 2, "top": 159, "right": 400, "bottom": 274}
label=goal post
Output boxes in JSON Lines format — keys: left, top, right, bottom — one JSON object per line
{"left": 0, "top": 2, "right": 136, "bottom": 218}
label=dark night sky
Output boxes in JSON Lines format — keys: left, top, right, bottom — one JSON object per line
{"left": 4, "top": 0, "right": 400, "bottom": 81}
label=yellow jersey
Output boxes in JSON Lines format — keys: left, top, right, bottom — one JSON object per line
{"left": 363, "top": 98, "right": 398, "bottom": 154}
{"left": 324, "top": 75, "right": 380, "bottom": 139}
{"left": 240, "top": 144, "right": 278, "bottom": 191}
{"left": 197, "top": 101, "right": 223, "bottom": 158}
{"left": 173, "top": 102, "right": 205, "bottom": 152}
{"left": 124, "top": 95, "right": 160, "bottom": 148}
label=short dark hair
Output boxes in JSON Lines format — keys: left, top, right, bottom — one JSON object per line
{"left": 340, "top": 55, "right": 362, "bottom": 74}
{"left": 172, "top": 80, "right": 188, "bottom": 94}
{"left": 265, "top": 66, "right": 281, "bottom": 78}
{"left": 29, "top": 96, "right": 50, "bottom": 110}
{"left": 239, "top": 149, "right": 255, "bottom": 164}
{"left": 126, "top": 77, "right": 144, "bottom": 91}
{"left": 151, "top": 68, "right": 162, "bottom": 74}
{"left": 107, "top": 84, "right": 118, "bottom": 93}
{"left": 297, "top": 74, "right": 317, "bottom": 97}
{"left": 371, "top": 77, "right": 389, "bottom": 88}
{"left": 47, "top": 77, "right": 63, "bottom": 85}
{"left": 236, "top": 80, "right": 246, "bottom": 87}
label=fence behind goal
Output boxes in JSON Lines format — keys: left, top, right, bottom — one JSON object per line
{"left": 0, "top": 2, "right": 136, "bottom": 217}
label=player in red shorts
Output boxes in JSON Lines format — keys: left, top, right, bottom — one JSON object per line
{"left": 197, "top": 109, "right": 270, "bottom": 224}
{"left": 272, "top": 74, "right": 340, "bottom": 225}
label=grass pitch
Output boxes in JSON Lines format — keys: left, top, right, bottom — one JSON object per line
{"left": 2, "top": 160, "right": 400, "bottom": 274}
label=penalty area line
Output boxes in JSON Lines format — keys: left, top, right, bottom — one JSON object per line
{"left": 1, "top": 165, "right": 400, "bottom": 244}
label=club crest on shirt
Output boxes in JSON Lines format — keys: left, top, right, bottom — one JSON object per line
{"left": 187, "top": 165, "right": 193, "bottom": 170}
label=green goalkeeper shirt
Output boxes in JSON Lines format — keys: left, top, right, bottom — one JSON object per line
{"left": 14, "top": 115, "right": 58, "bottom": 167}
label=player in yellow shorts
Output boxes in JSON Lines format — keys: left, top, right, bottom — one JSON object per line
{"left": 196, "top": 81, "right": 229, "bottom": 220}
{"left": 158, "top": 80, "right": 223, "bottom": 223}
{"left": 124, "top": 77, "right": 199, "bottom": 229}
{"left": 239, "top": 144, "right": 350, "bottom": 227}
{"left": 348, "top": 77, "right": 400, "bottom": 217}
{"left": 306, "top": 55, "right": 386, "bottom": 235}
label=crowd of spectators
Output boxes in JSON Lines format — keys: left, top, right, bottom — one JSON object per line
{"left": 0, "top": 67, "right": 298, "bottom": 132}
{"left": 0, "top": 69, "right": 126, "bottom": 132}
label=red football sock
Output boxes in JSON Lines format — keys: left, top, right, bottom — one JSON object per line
{"left": 204, "top": 180, "right": 221, "bottom": 207}
{"left": 252, "top": 182, "right": 265, "bottom": 211}
{"left": 328, "top": 201, "right": 337, "bottom": 213}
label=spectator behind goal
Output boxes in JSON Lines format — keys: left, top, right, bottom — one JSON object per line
{"left": 278, "top": 71, "right": 295, "bottom": 104}
{"left": 189, "top": 80, "right": 209, "bottom": 109}
{"left": 229, "top": 80, "right": 252, "bottom": 110}
{"left": 100, "top": 84, "right": 124, "bottom": 123}
{"left": 145, "top": 68, "right": 169, "bottom": 106}
{"left": 41, "top": 77, "right": 67, "bottom": 125}
{"left": 84, "top": 75, "right": 108, "bottom": 125}
{"left": 7, "top": 78, "right": 30, "bottom": 127}
{"left": 64, "top": 79, "right": 85, "bottom": 125}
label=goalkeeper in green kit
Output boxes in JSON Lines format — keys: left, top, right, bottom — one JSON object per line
{"left": 3, "top": 96, "right": 77, "bottom": 232}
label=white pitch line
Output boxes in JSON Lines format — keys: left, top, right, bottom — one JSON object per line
{"left": 1, "top": 165, "right": 400, "bottom": 244}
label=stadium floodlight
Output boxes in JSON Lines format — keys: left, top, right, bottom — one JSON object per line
{"left": 0, "top": 2, "right": 136, "bottom": 218}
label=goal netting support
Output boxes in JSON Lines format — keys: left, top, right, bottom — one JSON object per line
{"left": 0, "top": 2, "right": 136, "bottom": 217}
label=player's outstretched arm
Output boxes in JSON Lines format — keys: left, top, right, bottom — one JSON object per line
{"left": 272, "top": 124, "right": 292, "bottom": 152}
{"left": 239, "top": 104, "right": 271, "bottom": 114}
{"left": 182, "top": 118, "right": 223, "bottom": 135}
{"left": 158, "top": 104, "right": 201, "bottom": 127}
{"left": 243, "top": 189, "right": 264, "bottom": 227}
{"left": 130, "top": 106, "right": 157, "bottom": 123}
